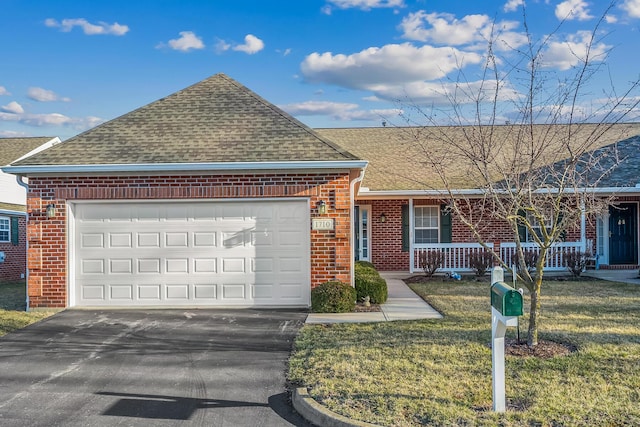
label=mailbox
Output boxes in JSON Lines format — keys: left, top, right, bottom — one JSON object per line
{"left": 490, "top": 281, "right": 523, "bottom": 317}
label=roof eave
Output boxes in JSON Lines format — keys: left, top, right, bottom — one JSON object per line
{"left": 357, "top": 186, "right": 640, "bottom": 199}
{"left": 1, "top": 160, "right": 368, "bottom": 175}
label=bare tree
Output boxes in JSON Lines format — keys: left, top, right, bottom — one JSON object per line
{"left": 398, "top": 3, "right": 640, "bottom": 347}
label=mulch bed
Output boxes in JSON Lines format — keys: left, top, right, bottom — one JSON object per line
{"left": 503, "top": 338, "right": 577, "bottom": 358}
{"left": 354, "top": 302, "right": 382, "bottom": 312}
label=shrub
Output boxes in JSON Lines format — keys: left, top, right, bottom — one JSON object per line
{"left": 564, "top": 251, "right": 587, "bottom": 277}
{"left": 419, "top": 250, "right": 444, "bottom": 277}
{"left": 469, "top": 250, "right": 493, "bottom": 277}
{"left": 311, "top": 281, "right": 356, "bottom": 313}
{"left": 514, "top": 249, "right": 539, "bottom": 273}
{"left": 355, "top": 265, "right": 388, "bottom": 304}
{"left": 355, "top": 260, "right": 376, "bottom": 270}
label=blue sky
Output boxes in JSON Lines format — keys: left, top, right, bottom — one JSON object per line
{"left": 1, "top": 0, "right": 640, "bottom": 140}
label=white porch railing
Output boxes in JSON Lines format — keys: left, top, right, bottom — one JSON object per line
{"left": 500, "top": 241, "right": 584, "bottom": 271}
{"left": 412, "top": 241, "right": 585, "bottom": 273}
{"left": 412, "top": 243, "right": 494, "bottom": 273}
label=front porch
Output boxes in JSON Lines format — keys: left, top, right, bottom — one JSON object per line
{"left": 411, "top": 241, "right": 588, "bottom": 273}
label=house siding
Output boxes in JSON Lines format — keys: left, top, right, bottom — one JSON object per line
{"left": 359, "top": 198, "right": 596, "bottom": 272}
{"left": 26, "top": 173, "right": 352, "bottom": 308}
{"left": 0, "top": 215, "right": 26, "bottom": 282}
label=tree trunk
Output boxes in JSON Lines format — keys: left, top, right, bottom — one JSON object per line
{"left": 527, "top": 250, "right": 546, "bottom": 347}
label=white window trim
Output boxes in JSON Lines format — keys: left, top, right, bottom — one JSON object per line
{"left": 414, "top": 205, "right": 440, "bottom": 244}
{"left": 0, "top": 216, "right": 10, "bottom": 243}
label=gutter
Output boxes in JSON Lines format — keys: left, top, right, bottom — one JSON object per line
{"left": 357, "top": 186, "right": 640, "bottom": 198}
{"left": 1, "top": 160, "right": 368, "bottom": 175}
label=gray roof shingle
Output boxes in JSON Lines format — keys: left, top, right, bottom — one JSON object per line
{"left": 0, "top": 137, "right": 56, "bottom": 166}
{"left": 317, "top": 123, "right": 640, "bottom": 191}
{"left": 14, "top": 74, "right": 359, "bottom": 166}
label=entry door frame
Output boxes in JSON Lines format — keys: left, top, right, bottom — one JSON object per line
{"left": 354, "top": 205, "right": 372, "bottom": 262}
{"left": 608, "top": 202, "right": 639, "bottom": 265}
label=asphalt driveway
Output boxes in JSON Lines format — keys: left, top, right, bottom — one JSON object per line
{"left": 0, "top": 309, "right": 313, "bottom": 426}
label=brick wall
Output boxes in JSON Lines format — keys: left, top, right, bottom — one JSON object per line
{"left": 26, "top": 173, "right": 352, "bottom": 308}
{"left": 0, "top": 215, "right": 26, "bottom": 282}
{"left": 361, "top": 198, "right": 604, "bottom": 271}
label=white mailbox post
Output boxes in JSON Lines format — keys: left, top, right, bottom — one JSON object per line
{"left": 490, "top": 266, "right": 523, "bottom": 413}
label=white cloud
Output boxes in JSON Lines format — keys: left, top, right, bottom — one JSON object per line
{"left": 622, "top": 0, "right": 640, "bottom": 18}
{"left": 45, "top": 18, "right": 129, "bottom": 36}
{"left": 301, "top": 43, "right": 483, "bottom": 90}
{"left": 605, "top": 14, "right": 618, "bottom": 23}
{"left": 503, "top": 0, "right": 524, "bottom": 12}
{"left": 555, "top": 0, "right": 593, "bottom": 21}
{"left": 540, "top": 30, "right": 610, "bottom": 70}
{"left": 0, "top": 130, "right": 28, "bottom": 137}
{"left": 0, "top": 86, "right": 10, "bottom": 96}
{"left": 0, "top": 109, "right": 102, "bottom": 130}
{"left": 280, "top": 100, "right": 401, "bottom": 121}
{"left": 232, "top": 34, "right": 264, "bottom": 54}
{"left": 217, "top": 35, "right": 265, "bottom": 55}
{"left": 324, "top": 0, "right": 404, "bottom": 11}
{"left": 1, "top": 101, "right": 24, "bottom": 114}
{"left": 399, "top": 11, "right": 527, "bottom": 51}
{"left": 161, "top": 31, "right": 205, "bottom": 52}
{"left": 27, "top": 87, "right": 71, "bottom": 102}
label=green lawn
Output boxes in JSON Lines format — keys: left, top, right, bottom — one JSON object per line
{"left": 0, "top": 282, "right": 54, "bottom": 337}
{"left": 289, "top": 278, "right": 640, "bottom": 426}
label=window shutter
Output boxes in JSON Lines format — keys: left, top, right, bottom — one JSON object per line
{"left": 10, "top": 217, "right": 19, "bottom": 245}
{"left": 517, "top": 209, "right": 527, "bottom": 242}
{"left": 440, "top": 205, "right": 452, "bottom": 243}
{"left": 401, "top": 204, "right": 409, "bottom": 252}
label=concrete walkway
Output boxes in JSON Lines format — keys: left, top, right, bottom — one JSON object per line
{"left": 306, "top": 272, "right": 442, "bottom": 324}
{"left": 583, "top": 268, "right": 640, "bottom": 285}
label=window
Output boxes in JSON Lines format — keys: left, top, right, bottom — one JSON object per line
{"left": 414, "top": 206, "right": 439, "bottom": 244}
{"left": 0, "top": 217, "right": 9, "bottom": 242}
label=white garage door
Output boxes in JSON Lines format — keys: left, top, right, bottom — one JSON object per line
{"left": 72, "top": 200, "right": 310, "bottom": 307}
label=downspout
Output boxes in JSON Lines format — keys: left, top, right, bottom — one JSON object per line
{"left": 15, "top": 175, "right": 29, "bottom": 311}
{"left": 349, "top": 169, "right": 366, "bottom": 287}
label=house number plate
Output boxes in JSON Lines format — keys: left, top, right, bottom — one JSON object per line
{"left": 312, "top": 218, "right": 335, "bottom": 230}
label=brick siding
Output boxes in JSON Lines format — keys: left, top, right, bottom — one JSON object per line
{"left": 0, "top": 215, "right": 26, "bottom": 282}
{"left": 26, "top": 173, "right": 352, "bottom": 308}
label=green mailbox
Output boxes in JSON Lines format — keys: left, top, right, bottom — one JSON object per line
{"left": 491, "top": 282, "right": 523, "bottom": 317}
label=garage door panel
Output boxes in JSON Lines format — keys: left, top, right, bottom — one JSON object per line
{"left": 74, "top": 200, "right": 310, "bottom": 307}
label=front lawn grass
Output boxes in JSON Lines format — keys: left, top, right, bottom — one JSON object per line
{"left": 289, "top": 278, "right": 640, "bottom": 426}
{"left": 0, "top": 281, "right": 54, "bottom": 337}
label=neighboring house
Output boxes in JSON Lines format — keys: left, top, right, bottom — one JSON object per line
{"left": 0, "top": 137, "right": 60, "bottom": 283}
{"left": 2, "top": 74, "right": 640, "bottom": 309}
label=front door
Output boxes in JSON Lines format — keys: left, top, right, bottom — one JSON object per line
{"left": 609, "top": 203, "right": 638, "bottom": 265}
{"left": 354, "top": 205, "right": 371, "bottom": 261}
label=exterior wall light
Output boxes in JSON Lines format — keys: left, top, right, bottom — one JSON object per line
{"left": 46, "top": 204, "right": 56, "bottom": 219}
{"left": 379, "top": 213, "right": 386, "bottom": 223}
{"left": 317, "top": 200, "right": 327, "bottom": 215}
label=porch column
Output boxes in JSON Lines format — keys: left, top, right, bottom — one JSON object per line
{"left": 409, "top": 198, "right": 414, "bottom": 273}
{"left": 580, "top": 198, "right": 587, "bottom": 253}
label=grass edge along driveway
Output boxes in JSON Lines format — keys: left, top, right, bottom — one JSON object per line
{"left": 0, "top": 281, "right": 55, "bottom": 337}
{"left": 289, "top": 278, "right": 640, "bottom": 426}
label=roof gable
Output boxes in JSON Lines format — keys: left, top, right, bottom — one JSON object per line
{"left": 0, "top": 137, "right": 57, "bottom": 166}
{"left": 15, "top": 74, "right": 359, "bottom": 166}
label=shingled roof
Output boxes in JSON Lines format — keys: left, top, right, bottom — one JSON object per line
{"left": 317, "top": 123, "right": 640, "bottom": 192}
{"left": 0, "top": 137, "right": 57, "bottom": 166}
{"left": 13, "top": 74, "right": 359, "bottom": 167}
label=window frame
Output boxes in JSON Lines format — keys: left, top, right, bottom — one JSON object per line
{"left": 414, "top": 206, "right": 440, "bottom": 244}
{"left": 0, "top": 216, "right": 10, "bottom": 243}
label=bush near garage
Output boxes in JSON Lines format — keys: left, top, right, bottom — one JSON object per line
{"left": 354, "top": 262, "right": 388, "bottom": 304}
{"left": 311, "top": 281, "right": 356, "bottom": 313}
